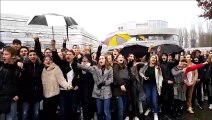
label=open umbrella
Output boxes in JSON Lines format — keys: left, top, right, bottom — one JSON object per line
{"left": 27, "top": 13, "right": 78, "bottom": 40}
{"left": 120, "top": 45, "right": 148, "bottom": 59}
{"left": 104, "top": 32, "right": 131, "bottom": 46}
{"left": 153, "top": 44, "right": 184, "bottom": 54}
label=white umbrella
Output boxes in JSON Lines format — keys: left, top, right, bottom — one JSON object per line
{"left": 27, "top": 13, "right": 78, "bottom": 40}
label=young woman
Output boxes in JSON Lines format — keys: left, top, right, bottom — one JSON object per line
{"left": 112, "top": 49, "right": 120, "bottom": 61}
{"left": 78, "top": 54, "right": 95, "bottom": 120}
{"left": 171, "top": 59, "right": 189, "bottom": 119}
{"left": 77, "top": 55, "right": 113, "bottom": 120}
{"left": 41, "top": 56, "right": 73, "bottom": 120}
{"left": 139, "top": 55, "right": 163, "bottom": 120}
{"left": 0, "top": 46, "right": 20, "bottom": 120}
{"left": 112, "top": 54, "right": 129, "bottom": 120}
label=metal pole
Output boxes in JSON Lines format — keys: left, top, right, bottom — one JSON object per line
{"left": 52, "top": 26, "right": 54, "bottom": 40}
{"left": 66, "top": 25, "right": 69, "bottom": 41}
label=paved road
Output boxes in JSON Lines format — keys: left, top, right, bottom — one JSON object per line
{"left": 144, "top": 103, "right": 212, "bottom": 120}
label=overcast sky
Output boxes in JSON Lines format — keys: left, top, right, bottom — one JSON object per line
{"left": 1, "top": 0, "right": 206, "bottom": 40}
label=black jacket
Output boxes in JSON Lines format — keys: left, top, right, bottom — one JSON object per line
{"left": 0, "top": 62, "right": 20, "bottom": 97}
{"left": 112, "top": 63, "right": 130, "bottom": 96}
{"left": 160, "top": 62, "right": 174, "bottom": 83}
{"left": 52, "top": 51, "right": 80, "bottom": 87}
{"left": 0, "top": 62, "right": 21, "bottom": 113}
{"left": 19, "top": 59, "right": 43, "bottom": 102}
{"left": 78, "top": 64, "right": 94, "bottom": 102}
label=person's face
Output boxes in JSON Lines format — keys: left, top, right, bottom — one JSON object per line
{"left": 180, "top": 56, "right": 185, "bottom": 61}
{"left": 92, "top": 53, "right": 97, "bottom": 60}
{"left": 186, "top": 55, "right": 192, "bottom": 62}
{"left": 66, "top": 51, "right": 75, "bottom": 63}
{"left": 209, "top": 52, "right": 212, "bottom": 57}
{"left": 58, "top": 52, "right": 63, "bottom": 60}
{"left": 107, "top": 55, "right": 112, "bottom": 63}
{"left": 99, "top": 56, "right": 106, "bottom": 66}
{"left": 196, "top": 51, "right": 201, "bottom": 57}
{"left": 113, "top": 50, "right": 119, "bottom": 57}
{"left": 150, "top": 55, "right": 157, "bottom": 65}
{"left": 162, "top": 54, "right": 168, "bottom": 62}
{"left": 28, "top": 52, "right": 37, "bottom": 63}
{"left": 12, "top": 43, "right": 21, "bottom": 50}
{"left": 44, "top": 57, "right": 53, "bottom": 67}
{"left": 3, "top": 50, "right": 13, "bottom": 64}
{"left": 128, "top": 54, "right": 135, "bottom": 61}
{"left": 168, "top": 55, "right": 172, "bottom": 61}
{"left": 180, "top": 61, "right": 187, "bottom": 68}
{"left": 19, "top": 48, "right": 28, "bottom": 57}
{"left": 82, "top": 57, "right": 88, "bottom": 63}
{"left": 44, "top": 49, "right": 52, "bottom": 57}
{"left": 117, "top": 55, "right": 124, "bottom": 64}
{"left": 73, "top": 48, "right": 79, "bottom": 55}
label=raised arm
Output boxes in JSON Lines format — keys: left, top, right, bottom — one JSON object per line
{"left": 185, "top": 63, "right": 204, "bottom": 73}
{"left": 77, "top": 63, "right": 94, "bottom": 73}
{"left": 96, "top": 43, "right": 103, "bottom": 63}
{"left": 171, "top": 67, "right": 183, "bottom": 76}
{"left": 34, "top": 37, "right": 44, "bottom": 61}
{"left": 62, "top": 39, "right": 67, "bottom": 49}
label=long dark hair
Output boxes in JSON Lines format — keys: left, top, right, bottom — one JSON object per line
{"left": 97, "top": 55, "right": 111, "bottom": 70}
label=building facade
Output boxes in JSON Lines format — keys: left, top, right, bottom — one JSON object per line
{"left": 106, "top": 20, "right": 180, "bottom": 50}
{"left": 0, "top": 13, "right": 99, "bottom": 51}
{"left": 117, "top": 20, "right": 168, "bottom": 31}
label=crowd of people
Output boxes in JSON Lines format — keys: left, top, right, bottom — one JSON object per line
{"left": 0, "top": 36, "right": 211, "bottom": 120}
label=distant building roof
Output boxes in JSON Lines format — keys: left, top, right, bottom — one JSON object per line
{"left": 126, "top": 28, "right": 179, "bottom": 36}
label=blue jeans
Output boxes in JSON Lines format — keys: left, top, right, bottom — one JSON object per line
{"left": 21, "top": 101, "right": 40, "bottom": 120}
{"left": 59, "top": 90, "right": 78, "bottom": 120}
{"left": 96, "top": 98, "right": 111, "bottom": 120}
{"left": 144, "top": 83, "right": 158, "bottom": 113}
{"left": 0, "top": 102, "right": 18, "bottom": 120}
{"left": 115, "top": 96, "right": 126, "bottom": 120}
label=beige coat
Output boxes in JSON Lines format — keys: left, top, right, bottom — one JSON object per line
{"left": 42, "top": 63, "right": 72, "bottom": 98}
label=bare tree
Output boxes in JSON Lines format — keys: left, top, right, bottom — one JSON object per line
{"left": 197, "top": 0, "right": 212, "bottom": 19}
{"left": 182, "top": 28, "right": 189, "bottom": 48}
{"left": 190, "top": 24, "right": 197, "bottom": 48}
{"left": 198, "top": 21, "right": 212, "bottom": 47}
{"left": 178, "top": 28, "right": 184, "bottom": 47}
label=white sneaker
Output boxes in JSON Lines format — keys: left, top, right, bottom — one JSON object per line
{"left": 125, "top": 116, "right": 130, "bottom": 120}
{"left": 154, "top": 113, "right": 158, "bottom": 120}
{"left": 133, "top": 117, "right": 139, "bottom": 120}
{"left": 144, "top": 108, "right": 151, "bottom": 116}
{"left": 209, "top": 104, "right": 212, "bottom": 109}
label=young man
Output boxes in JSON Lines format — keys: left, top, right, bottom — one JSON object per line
{"left": 18, "top": 50, "right": 43, "bottom": 120}
{"left": 12, "top": 39, "right": 22, "bottom": 51}
{"left": 0, "top": 46, "right": 20, "bottom": 120}
{"left": 160, "top": 53, "right": 175, "bottom": 120}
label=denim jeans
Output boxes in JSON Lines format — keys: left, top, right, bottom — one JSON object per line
{"left": 96, "top": 98, "right": 111, "bottom": 120}
{"left": 115, "top": 96, "right": 126, "bottom": 120}
{"left": 59, "top": 90, "right": 78, "bottom": 120}
{"left": 21, "top": 101, "right": 40, "bottom": 120}
{"left": 144, "top": 83, "right": 158, "bottom": 113}
{"left": 0, "top": 101, "right": 18, "bottom": 120}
